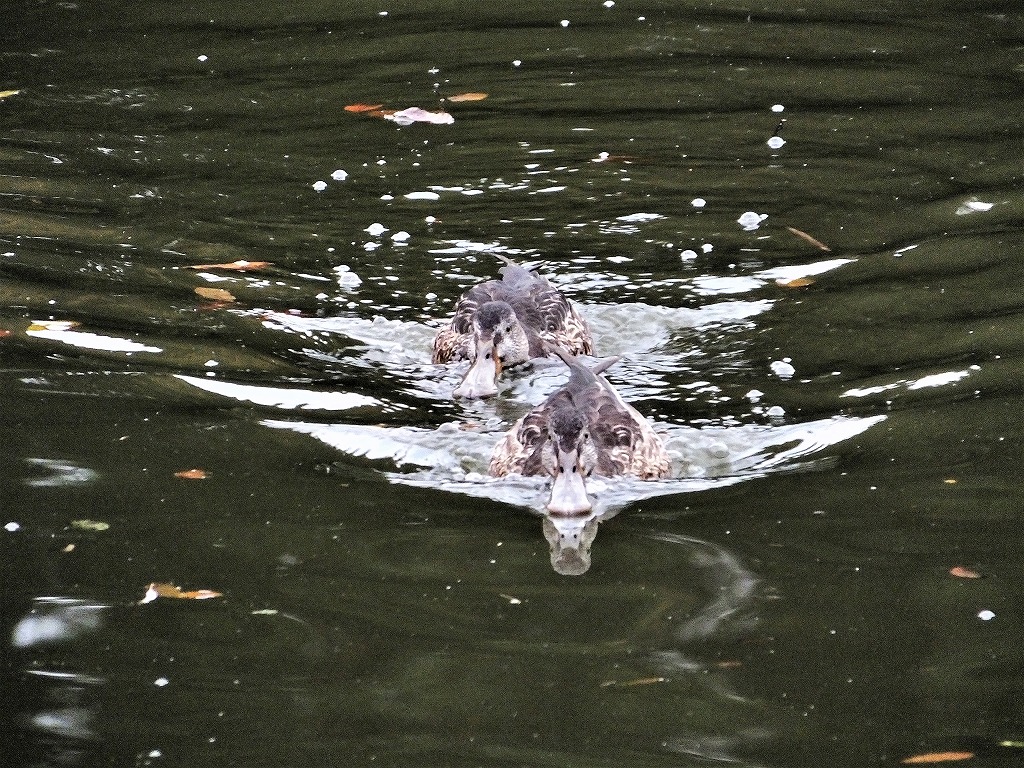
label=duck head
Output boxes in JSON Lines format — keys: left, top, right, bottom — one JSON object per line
{"left": 540, "top": 405, "right": 598, "bottom": 515}
{"left": 453, "top": 301, "right": 530, "bottom": 398}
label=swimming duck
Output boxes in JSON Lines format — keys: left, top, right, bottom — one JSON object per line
{"left": 489, "top": 344, "right": 670, "bottom": 515}
{"left": 432, "top": 255, "right": 592, "bottom": 398}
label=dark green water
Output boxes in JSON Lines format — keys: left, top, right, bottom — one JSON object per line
{"left": 2, "top": 1, "right": 1023, "bottom": 766}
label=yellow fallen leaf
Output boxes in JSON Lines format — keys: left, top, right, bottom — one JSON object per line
{"left": 174, "top": 468, "right": 208, "bottom": 480}
{"left": 194, "top": 286, "right": 235, "bottom": 302}
{"left": 785, "top": 226, "right": 832, "bottom": 251}
{"left": 28, "top": 320, "right": 81, "bottom": 332}
{"left": 776, "top": 277, "right": 816, "bottom": 288}
{"left": 190, "top": 260, "right": 271, "bottom": 271}
{"left": 901, "top": 752, "right": 974, "bottom": 764}
{"left": 70, "top": 519, "right": 110, "bottom": 532}
{"left": 62, "top": 543, "right": 75, "bottom": 553}
{"left": 139, "top": 582, "right": 223, "bottom": 604}
{"left": 0, "top": 89, "right": 21, "bottom": 100}
{"left": 447, "top": 92, "right": 488, "bottom": 102}
{"left": 943, "top": 478, "right": 957, "bottom": 484}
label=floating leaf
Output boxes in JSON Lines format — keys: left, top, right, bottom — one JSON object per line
{"left": 0, "top": 89, "right": 20, "bottom": 100}
{"left": 901, "top": 752, "right": 974, "bottom": 764}
{"left": 600, "top": 676, "right": 667, "bottom": 688}
{"left": 999, "top": 741, "right": 1024, "bottom": 748}
{"left": 446, "top": 92, "right": 488, "bottom": 102}
{"left": 174, "top": 468, "right": 208, "bottom": 480}
{"left": 139, "top": 582, "right": 223, "bottom": 604}
{"left": 62, "top": 543, "right": 75, "bottom": 553}
{"left": 776, "top": 277, "right": 816, "bottom": 288}
{"left": 785, "top": 226, "right": 832, "bottom": 252}
{"left": 28, "top": 320, "right": 80, "bottom": 332}
{"left": 383, "top": 106, "right": 454, "bottom": 126}
{"left": 344, "top": 103, "right": 384, "bottom": 112}
{"left": 0, "top": 329, "right": 11, "bottom": 338}
{"left": 190, "top": 260, "right": 271, "bottom": 271}
{"left": 194, "top": 286, "right": 235, "bottom": 302}
{"left": 70, "top": 519, "right": 110, "bottom": 532}
{"left": 949, "top": 566, "right": 982, "bottom": 579}
{"left": 943, "top": 478, "right": 957, "bottom": 484}
{"left": 498, "top": 593, "right": 522, "bottom": 605}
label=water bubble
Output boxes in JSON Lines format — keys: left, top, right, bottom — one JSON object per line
{"left": 691, "top": 197, "right": 707, "bottom": 208}
{"left": 767, "top": 136, "right": 786, "bottom": 149}
{"left": 978, "top": 609, "right": 995, "bottom": 621}
{"left": 770, "top": 360, "right": 795, "bottom": 379}
{"left": 365, "top": 223, "right": 387, "bottom": 236}
{"left": 312, "top": 180, "right": 327, "bottom": 192}
{"left": 4, "top": 521, "right": 20, "bottom": 532}
{"left": 738, "top": 211, "right": 767, "bottom": 230}
{"left": 680, "top": 249, "right": 698, "bottom": 261}
{"left": 391, "top": 231, "right": 411, "bottom": 242}
{"left": 560, "top": 19, "right": 570, "bottom": 27}
{"left": 771, "top": 104, "right": 785, "bottom": 112}
{"left": 331, "top": 169, "right": 348, "bottom": 181}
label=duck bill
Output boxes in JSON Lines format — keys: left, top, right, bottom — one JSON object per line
{"left": 546, "top": 454, "right": 592, "bottom": 515}
{"left": 453, "top": 339, "right": 501, "bottom": 398}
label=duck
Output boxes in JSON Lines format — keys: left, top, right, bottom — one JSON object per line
{"left": 432, "top": 255, "right": 592, "bottom": 398}
{"left": 489, "top": 344, "right": 670, "bottom": 515}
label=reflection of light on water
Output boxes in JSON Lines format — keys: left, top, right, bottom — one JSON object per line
{"left": 176, "top": 375, "right": 380, "bottom": 411}
{"left": 841, "top": 366, "right": 978, "bottom": 398}
{"left": 24, "top": 458, "right": 98, "bottom": 488}
{"left": 26, "top": 323, "right": 162, "bottom": 353}
{"left": 245, "top": 298, "right": 773, "bottom": 404}
{"left": 691, "top": 257, "right": 853, "bottom": 296}
{"left": 263, "top": 414, "right": 886, "bottom": 514}
{"left": 12, "top": 598, "right": 105, "bottom": 648}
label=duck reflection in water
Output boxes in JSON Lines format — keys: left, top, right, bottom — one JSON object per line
{"left": 432, "top": 255, "right": 592, "bottom": 399}
{"left": 490, "top": 344, "right": 670, "bottom": 574}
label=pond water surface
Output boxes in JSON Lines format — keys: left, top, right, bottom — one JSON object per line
{"left": 2, "top": 1, "right": 1023, "bottom": 766}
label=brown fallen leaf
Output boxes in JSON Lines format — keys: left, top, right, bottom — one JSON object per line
{"left": 600, "top": 676, "right": 667, "bottom": 688}
{"left": 949, "top": 566, "right": 982, "bottom": 579}
{"left": 174, "top": 468, "right": 208, "bottom": 480}
{"left": 344, "top": 103, "right": 384, "bottom": 112}
{"left": 194, "top": 286, "right": 235, "bottom": 302}
{"left": 446, "top": 92, "right": 488, "bottom": 102}
{"left": 0, "top": 329, "right": 11, "bottom": 338}
{"left": 139, "top": 582, "right": 223, "bottom": 604}
{"left": 190, "top": 260, "right": 271, "bottom": 271}
{"left": 776, "top": 277, "right": 816, "bottom": 288}
{"left": 901, "top": 751, "right": 974, "bottom": 764}
{"left": 716, "top": 660, "right": 743, "bottom": 669}
{"left": 785, "top": 226, "right": 832, "bottom": 252}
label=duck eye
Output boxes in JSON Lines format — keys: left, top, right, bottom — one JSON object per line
{"left": 572, "top": 465, "right": 577, "bottom": 473}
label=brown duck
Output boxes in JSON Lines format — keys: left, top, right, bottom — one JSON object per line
{"left": 432, "top": 256, "right": 592, "bottom": 398}
{"left": 489, "top": 344, "right": 670, "bottom": 514}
